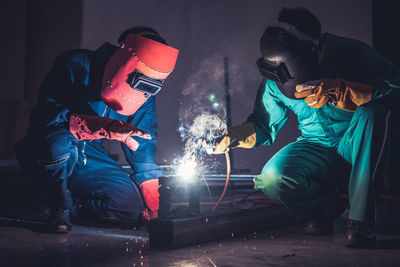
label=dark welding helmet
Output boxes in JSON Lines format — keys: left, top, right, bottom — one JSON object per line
{"left": 257, "top": 21, "right": 320, "bottom": 98}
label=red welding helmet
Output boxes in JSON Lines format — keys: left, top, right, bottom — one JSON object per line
{"left": 101, "top": 33, "right": 179, "bottom": 115}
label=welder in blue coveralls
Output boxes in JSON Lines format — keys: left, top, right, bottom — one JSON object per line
{"left": 210, "top": 8, "right": 399, "bottom": 248}
{"left": 15, "top": 27, "right": 179, "bottom": 233}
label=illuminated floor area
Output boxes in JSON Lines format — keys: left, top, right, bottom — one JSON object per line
{"left": 1, "top": 220, "right": 400, "bottom": 267}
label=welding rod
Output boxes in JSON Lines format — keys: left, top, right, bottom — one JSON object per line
{"left": 212, "top": 151, "right": 231, "bottom": 211}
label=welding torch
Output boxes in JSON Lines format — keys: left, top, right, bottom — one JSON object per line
{"left": 199, "top": 122, "right": 257, "bottom": 210}
{"left": 198, "top": 138, "right": 232, "bottom": 211}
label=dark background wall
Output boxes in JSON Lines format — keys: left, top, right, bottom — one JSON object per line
{"left": 373, "top": 0, "right": 400, "bottom": 69}
{"left": 0, "top": 0, "right": 82, "bottom": 161}
{"left": 1, "top": 0, "right": 396, "bottom": 175}
{"left": 0, "top": 1, "right": 27, "bottom": 160}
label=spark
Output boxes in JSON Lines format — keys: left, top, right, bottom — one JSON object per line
{"left": 207, "top": 256, "right": 217, "bottom": 267}
{"left": 176, "top": 154, "right": 198, "bottom": 181}
{"left": 174, "top": 113, "right": 227, "bottom": 183}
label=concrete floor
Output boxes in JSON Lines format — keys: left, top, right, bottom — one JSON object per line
{"left": 1, "top": 220, "right": 400, "bottom": 267}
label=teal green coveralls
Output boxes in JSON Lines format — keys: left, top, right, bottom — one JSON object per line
{"left": 251, "top": 33, "right": 400, "bottom": 223}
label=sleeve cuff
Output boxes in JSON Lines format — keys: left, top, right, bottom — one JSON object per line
{"left": 130, "top": 162, "right": 164, "bottom": 184}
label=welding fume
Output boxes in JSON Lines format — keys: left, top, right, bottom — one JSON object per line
{"left": 10, "top": 3, "right": 400, "bottom": 251}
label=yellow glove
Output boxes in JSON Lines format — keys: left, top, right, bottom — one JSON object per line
{"left": 210, "top": 122, "right": 256, "bottom": 154}
{"left": 294, "top": 79, "right": 373, "bottom": 111}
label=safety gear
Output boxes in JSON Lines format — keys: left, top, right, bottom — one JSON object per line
{"left": 210, "top": 122, "right": 256, "bottom": 154}
{"left": 257, "top": 25, "right": 320, "bottom": 98}
{"left": 345, "top": 220, "right": 376, "bottom": 248}
{"left": 16, "top": 44, "right": 162, "bottom": 229}
{"left": 270, "top": 21, "right": 319, "bottom": 46}
{"left": 69, "top": 113, "right": 151, "bottom": 151}
{"left": 250, "top": 32, "right": 400, "bottom": 225}
{"left": 139, "top": 179, "right": 160, "bottom": 221}
{"left": 101, "top": 33, "right": 179, "bottom": 115}
{"left": 295, "top": 79, "right": 373, "bottom": 111}
{"left": 27, "top": 42, "right": 163, "bottom": 183}
{"left": 46, "top": 208, "right": 72, "bottom": 233}
{"left": 303, "top": 198, "right": 346, "bottom": 235}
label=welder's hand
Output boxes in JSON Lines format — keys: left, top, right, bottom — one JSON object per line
{"left": 139, "top": 179, "right": 160, "bottom": 222}
{"left": 294, "top": 79, "right": 373, "bottom": 111}
{"left": 208, "top": 122, "right": 256, "bottom": 154}
{"left": 208, "top": 135, "right": 230, "bottom": 154}
{"left": 69, "top": 113, "right": 151, "bottom": 151}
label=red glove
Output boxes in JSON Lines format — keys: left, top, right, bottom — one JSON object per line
{"left": 69, "top": 113, "right": 151, "bottom": 151}
{"left": 139, "top": 179, "right": 160, "bottom": 222}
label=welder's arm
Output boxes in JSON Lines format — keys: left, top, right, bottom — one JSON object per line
{"left": 69, "top": 114, "right": 151, "bottom": 151}
{"left": 122, "top": 96, "right": 162, "bottom": 220}
{"left": 295, "top": 79, "right": 373, "bottom": 111}
{"left": 211, "top": 80, "right": 290, "bottom": 154}
{"left": 30, "top": 51, "right": 103, "bottom": 131}
{"left": 246, "top": 80, "right": 289, "bottom": 146}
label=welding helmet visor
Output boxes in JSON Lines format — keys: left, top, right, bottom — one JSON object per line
{"left": 256, "top": 58, "right": 292, "bottom": 84}
{"left": 101, "top": 33, "right": 179, "bottom": 115}
{"left": 257, "top": 26, "right": 320, "bottom": 98}
{"left": 126, "top": 69, "right": 164, "bottom": 95}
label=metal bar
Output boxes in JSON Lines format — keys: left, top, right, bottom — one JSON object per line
{"left": 188, "top": 178, "right": 200, "bottom": 215}
{"left": 149, "top": 204, "right": 301, "bottom": 249}
{"left": 158, "top": 177, "right": 171, "bottom": 219}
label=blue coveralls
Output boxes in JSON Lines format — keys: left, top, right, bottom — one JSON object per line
{"left": 15, "top": 43, "right": 162, "bottom": 224}
{"left": 251, "top": 33, "right": 400, "bottom": 223}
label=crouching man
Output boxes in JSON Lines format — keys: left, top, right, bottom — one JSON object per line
{"left": 210, "top": 8, "right": 399, "bottom": 248}
{"left": 15, "top": 27, "right": 179, "bottom": 233}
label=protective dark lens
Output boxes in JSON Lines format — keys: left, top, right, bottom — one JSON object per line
{"left": 256, "top": 57, "right": 292, "bottom": 84}
{"left": 126, "top": 69, "right": 164, "bottom": 95}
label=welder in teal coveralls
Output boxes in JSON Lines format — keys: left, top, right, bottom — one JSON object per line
{"left": 211, "top": 8, "right": 399, "bottom": 248}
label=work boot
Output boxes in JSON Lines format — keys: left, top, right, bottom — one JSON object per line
{"left": 304, "top": 197, "right": 347, "bottom": 235}
{"left": 46, "top": 209, "right": 72, "bottom": 233}
{"left": 303, "top": 219, "right": 334, "bottom": 235}
{"left": 345, "top": 220, "right": 376, "bottom": 248}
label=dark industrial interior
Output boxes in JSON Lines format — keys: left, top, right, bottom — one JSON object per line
{"left": 1, "top": 0, "right": 400, "bottom": 266}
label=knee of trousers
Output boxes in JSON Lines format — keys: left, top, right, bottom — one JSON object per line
{"left": 254, "top": 164, "right": 310, "bottom": 201}
{"left": 106, "top": 197, "right": 144, "bottom": 224}
{"left": 82, "top": 183, "right": 145, "bottom": 224}
{"left": 354, "top": 102, "right": 388, "bottom": 125}
{"left": 36, "top": 131, "right": 79, "bottom": 181}
{"left": 254, "top": 172, "right": 281, "bottom": 200}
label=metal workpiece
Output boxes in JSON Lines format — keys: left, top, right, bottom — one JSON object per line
{"left": 158, "top": 177, "right": 171, "bottom": 220}
{"left": 158, "top": 175, "right": 202, "bottom": 219}
{"left": 150, "top": 174, "right": 302, "bottom": 249}
{"left": 149, "top": 202, "right": 301, "bottom": 249}
{"left": 188, "top": 177, "right": 201, "bottom": 216}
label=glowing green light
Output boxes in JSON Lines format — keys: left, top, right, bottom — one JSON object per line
{"left": 209, "top": 93, "right": 216, "bottom": 102}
